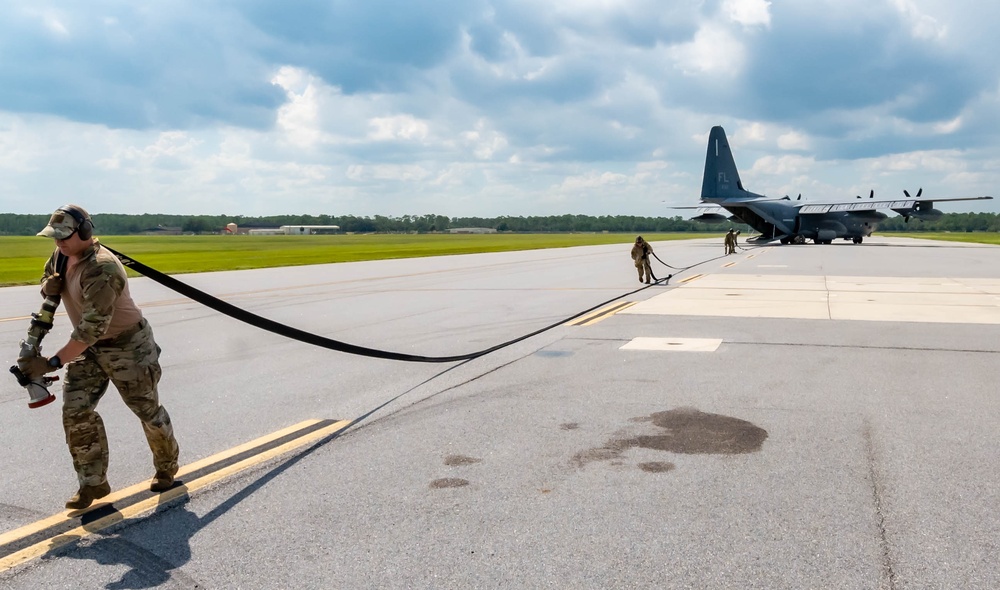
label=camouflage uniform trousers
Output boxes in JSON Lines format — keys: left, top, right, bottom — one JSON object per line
{"left": 62, "top": 319, "right": 179, "bottom": 487}
{"left": 635, "top": 256, "right": 653, "bottom": 282}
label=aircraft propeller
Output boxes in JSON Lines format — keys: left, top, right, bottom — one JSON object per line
{"left": 902, "top": 189, "right": 922, "bottom": 223}
{"left": 856, "top": 189, "right": 874, "bottom": 199}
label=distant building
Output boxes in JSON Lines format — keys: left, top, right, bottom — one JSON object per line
{"left": 246, "top": 225, "right": 341, "bottom": 235}
{"left": 142, "top": 225, "right": 183, "bottom": 235}
{"left": 279, "top": 225, "right": 340, "bottom": 235}
{"left": 448, "top": 227, "right": 497, "bottom": 234}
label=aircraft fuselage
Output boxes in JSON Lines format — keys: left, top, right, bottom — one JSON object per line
{"left": 715, "top": 199, "right": 888, "bottom": 244}
{"left": 689, "top": 126, "right": 990, "bottom": 245}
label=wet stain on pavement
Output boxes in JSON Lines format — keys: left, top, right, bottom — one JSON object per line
{"left": 574, "top": 447, "right": 620, "bottom": 464}
{"left": 638, "top": 462, "right": 676, "bottom": 473}
{"left": 444, "top": 454, "right": 482, "bottom": 467}
{"left": 430, "top": 478, "right": 470, "bottom": 489}
{"left": 573, "top": 407, "right": 768, "bottom": 470}
{"left": 633, "top": 408, "right": 768, "bottom": 454}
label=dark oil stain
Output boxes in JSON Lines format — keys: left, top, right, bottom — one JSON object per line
{"left": 535, "top": 350, "right": 572, "bottom": 358}
{"left": 572, "top": 447, "right": 620, "bottom": 466}
{"left": 560, "top": 422, "right": 580, "bottom": 430}
{"left": 430, "top": 478, "right": 470, "bottom": 489}
{"left": 444, "top": 454, "right": 482, "bottom": 467}
{"left": 639, "top": 461, "right": 676, "bottom": 473}
{"left": 639, "top": 407, "right": 768, "bottom": 454}
{"left": 573, "top": 407, "right": 768, "bottom": 468}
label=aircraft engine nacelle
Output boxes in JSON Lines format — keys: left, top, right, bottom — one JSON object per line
{"left": 690, "top": 213, "right": 729, "bottom": 223}
{"left": 909, "top": 208, "right": 943, "bottom": 221}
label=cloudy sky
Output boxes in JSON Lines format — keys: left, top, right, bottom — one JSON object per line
{"left": 2, "top": 0, "right": 998, "bottom": 217}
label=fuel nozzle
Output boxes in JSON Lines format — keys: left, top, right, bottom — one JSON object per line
{"left": 9, "top": 364, "right": 58, "bottom": 408}
{"left": 10, "top": 293, "right": 62, "bottom": 409}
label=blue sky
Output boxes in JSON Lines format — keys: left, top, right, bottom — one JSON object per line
{"left": 2, "top": 0, "right": 998, "bottom": 217}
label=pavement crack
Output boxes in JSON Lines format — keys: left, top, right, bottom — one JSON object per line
{"left": 863, "top": 418, "right": 897, "bottom": 590}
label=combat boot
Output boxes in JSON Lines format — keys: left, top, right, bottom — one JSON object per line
{"left": 65, "top": 481, "right": 111, "bottom": 510}
{"left": 150, "top": 469, "right": 176, "bottom": 492}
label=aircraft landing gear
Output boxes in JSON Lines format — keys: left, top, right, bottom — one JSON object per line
{"left": 853, "top": 237, "right": 863, "bottom": 244}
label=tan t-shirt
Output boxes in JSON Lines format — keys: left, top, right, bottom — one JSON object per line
{"left": 45, "top": 240, "right": 143, "bottom": 346}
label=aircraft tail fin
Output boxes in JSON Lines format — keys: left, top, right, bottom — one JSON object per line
{"left": 701, "top": 126, "right": 751, "bottom": 201}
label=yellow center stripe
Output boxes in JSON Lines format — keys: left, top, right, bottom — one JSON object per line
{"left": 566, "top": 301, "right": 635, "bottom": 326}
{"left": 0, "top": 418, "right": 351, "bottom": 573}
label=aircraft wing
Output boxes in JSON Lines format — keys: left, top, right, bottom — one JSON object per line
{"left": 670, "top": 198, "right": 766, "bottom": 211}
{"left": 796, "top": 195, "right": 992, "bottom": 215}
{"left": 670, "top": 203, "right": 735, "bottom": 222}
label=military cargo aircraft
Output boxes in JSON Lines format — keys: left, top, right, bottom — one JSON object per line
{"left": 679, "top": 126, "right": 993, "bottom": 244}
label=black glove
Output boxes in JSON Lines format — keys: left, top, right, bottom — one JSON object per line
{"left": 17, "top": 355, "right": 59, "bottom": 380}
{"left": 41, "top": 274, "right": 64, "bottom": 297}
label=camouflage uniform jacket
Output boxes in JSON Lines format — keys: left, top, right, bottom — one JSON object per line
{"left": 43, "top": 240, "right": 143, "bottom": 347}
{"left": 630, "top": 242, "right": 653, "bottom": 266}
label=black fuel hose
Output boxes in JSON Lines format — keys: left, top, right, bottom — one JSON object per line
{"left": 105, "top": 245, "right": 667, "bottom": 364}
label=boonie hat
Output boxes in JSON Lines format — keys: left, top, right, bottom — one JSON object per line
{"left": 37, "top": 205, "right": 90, "bottom": 240}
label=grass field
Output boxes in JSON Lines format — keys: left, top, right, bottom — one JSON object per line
{"left": 890, "top": 232, "right": 1000, "bottom": 245}
{"left": 0, "top": 233, "right": 706, "bottom": 287}
{"left": 4, "top": 231, "right": 996, "bottom": 288}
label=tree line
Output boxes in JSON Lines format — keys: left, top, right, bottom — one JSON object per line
{"left": 1, "top": 211, "right": 998, "bottom": 236}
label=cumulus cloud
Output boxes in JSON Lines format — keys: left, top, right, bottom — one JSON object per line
{"left": 889, "top": 0, "right": 947, "bottom": 41}
{"left": 723, "top": 0, "right": 772, "bottom": 28}
{"left": 368, "top": 116, "right": 431, "bottom": 142}
{"left": 669, "top": 24, "right": 746, "bottom": 76}
{"left": 777, "top": 131, "right": 809, "bottom": 151}
{"left": 751, "top": 154, "right": 816, "bottom": 177}
{"left": 0, "top": 0, "right": 997, "bottom": 216}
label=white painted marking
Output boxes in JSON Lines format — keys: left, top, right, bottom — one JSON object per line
{"left": 620, "top": 337, "right": 723, "bottom": 352}
{"left": 621, "top": 274, "right": 1000, "bottom": 325}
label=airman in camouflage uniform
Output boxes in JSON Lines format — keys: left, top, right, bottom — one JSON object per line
{"left": 630, "top": 236, "right": 655, "bottom": 284}
{"left": 22, "top": 205, "right": 179, "bottom": 510}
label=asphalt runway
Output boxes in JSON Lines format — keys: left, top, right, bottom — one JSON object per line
{"left": 1, "top": 235, "right": 998, "bottom": 589}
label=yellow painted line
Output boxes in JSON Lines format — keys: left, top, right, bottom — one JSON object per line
{"left": 0, "top": 418, "right": 323, "bottom": 548}
{"left": 679, "top": 274, "right": 704, "bottom": 284}
{"left": 581, "top": 301, "right": 637, "bottom": 326}
{"left": 722, "top": 262, "right": 737, "bottom": 268}
{"left": 566, "top": 301, "right": 633, "bottom": 326}
{"left": 0, "top": 418, "right": 350, "bottom": 573}
{"left": 0, "top": 312, "right": 68, "bottom": 324}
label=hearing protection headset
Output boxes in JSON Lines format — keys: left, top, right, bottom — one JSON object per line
{"left": 59, "top": 205, "right": 94, "bottom": 240}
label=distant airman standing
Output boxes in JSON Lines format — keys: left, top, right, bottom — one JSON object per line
{"left": 724, "top": 229, "right": 735, "bottom": 255}
{"left": 631, "top": 236, "right": 655, "bottom": 284}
